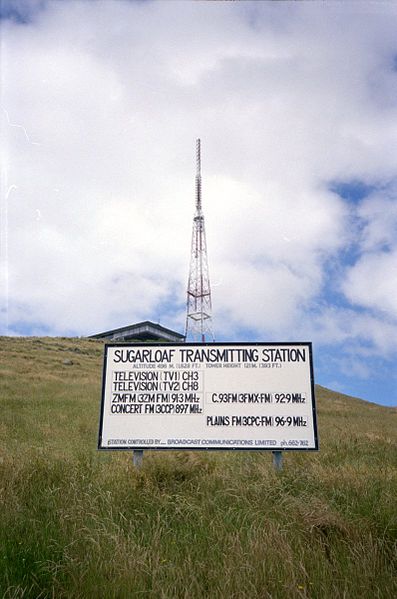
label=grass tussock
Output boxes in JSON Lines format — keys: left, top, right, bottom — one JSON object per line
{"left": 0, "top": 337, "right": 396, "bottom": 598}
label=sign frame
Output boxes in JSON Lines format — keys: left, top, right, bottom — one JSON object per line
{"left": 97, "top": 341, "right": 318, "bottom": 452}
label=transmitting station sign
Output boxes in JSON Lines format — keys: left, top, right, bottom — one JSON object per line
{"left": 98, "top": 343, "right": 318, "bottom": 451}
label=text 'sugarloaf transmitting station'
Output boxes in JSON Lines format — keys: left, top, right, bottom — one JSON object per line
{"left": 185, "top": 139, "right": 214, "bottom": 342}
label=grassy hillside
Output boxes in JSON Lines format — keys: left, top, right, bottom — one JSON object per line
{"left": 0, "top": 336, "right": 396, "bottom": 598}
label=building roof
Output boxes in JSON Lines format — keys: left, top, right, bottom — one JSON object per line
{"left": 89, "top": 320, "right": 185, "bottom": 342}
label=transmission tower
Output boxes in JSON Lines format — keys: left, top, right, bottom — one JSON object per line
{"left": 185, "top": 139, "right": 214, "bottom": 342}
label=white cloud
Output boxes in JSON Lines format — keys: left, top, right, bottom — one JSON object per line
{"left": 341, "top": 185, "right": 397, "bottom": 321}
{"left": 305, "top": 306, "right": 397, "bottom": 355}
{"left": 358, "top": 189, "right": 397, "bottom": 253}
{"left": 1, "top": 0, "right": 397, "bottom": 367}
{"left": 342, "top": 250, "right": 397, "bottom": 319}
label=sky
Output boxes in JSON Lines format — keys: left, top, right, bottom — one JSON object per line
{"left": 1, "top": 0, "right": 397, "bottom": 407}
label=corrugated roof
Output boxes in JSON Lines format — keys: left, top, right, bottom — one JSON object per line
{"left": 89, "top": 320, "right": 185, "bottom": 341}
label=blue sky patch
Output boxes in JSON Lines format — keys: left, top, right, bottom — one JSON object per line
{"left": 330, "top": 180, "right": 376, "bottom": 204}
{"left": 0, "top": 0, "right": 45, "bottom": 24}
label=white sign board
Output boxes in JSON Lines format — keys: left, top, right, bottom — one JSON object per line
{"left": 98, "top": 343, "right": 318, "bottom": 451}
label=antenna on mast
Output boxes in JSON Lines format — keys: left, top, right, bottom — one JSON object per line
{"left": 185, "top": 139, "right": 214, "bottom": 343}
{"left": 195, "top": 138, "right": 202, "bottom": 212}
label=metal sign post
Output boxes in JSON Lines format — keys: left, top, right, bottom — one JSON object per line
{"left": 133, "top": 449, "right": 143, "bottom": 468}
{"left": 272, "top": 450, "right": 283, "bottom": 471}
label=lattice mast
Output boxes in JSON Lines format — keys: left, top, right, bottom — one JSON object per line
{"left": 185, "top": 139, "right": 214, "bottom": 342}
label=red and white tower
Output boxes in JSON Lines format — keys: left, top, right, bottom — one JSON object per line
{"left": 185, "top": 139, "right": 214, "bottom": 342}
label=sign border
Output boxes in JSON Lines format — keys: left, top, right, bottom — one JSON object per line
{"left": 97, "top": 341, "right": 319, "bottom": 452}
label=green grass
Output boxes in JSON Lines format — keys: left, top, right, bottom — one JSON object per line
{"left": 0, "top": 337, "right": 396, "bottom": 598}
